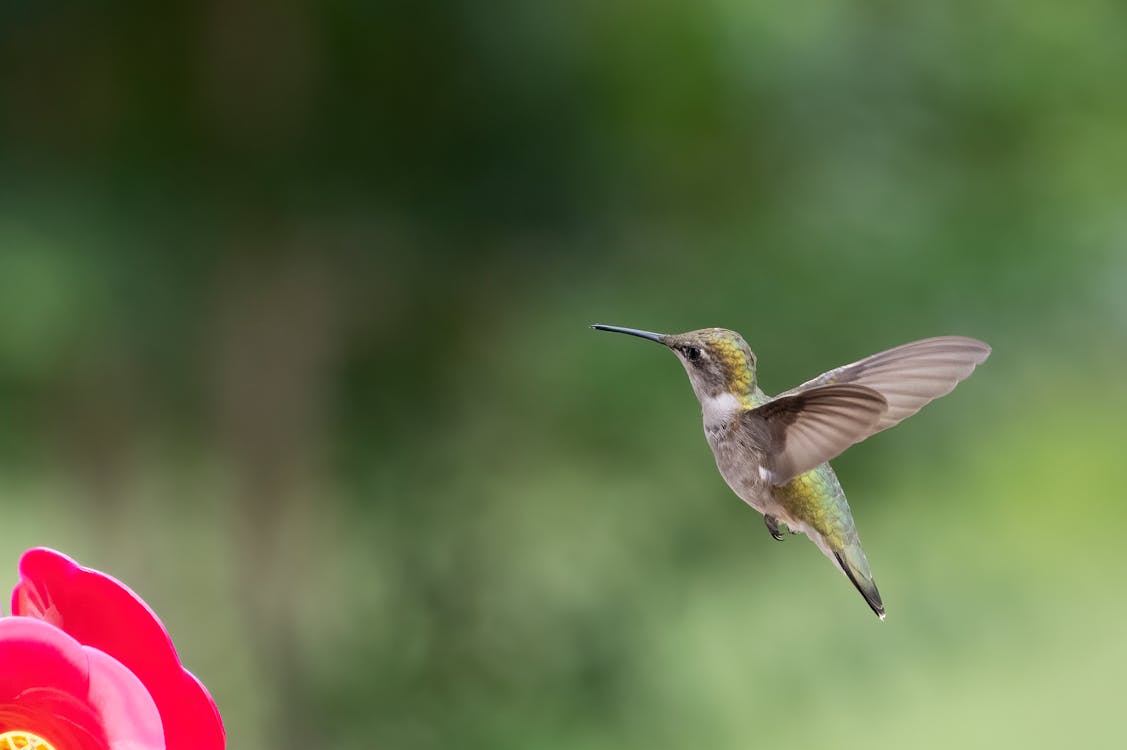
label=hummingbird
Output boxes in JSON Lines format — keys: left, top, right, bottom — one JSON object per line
{"left": 592, "top": 324, "right": 990, "bottom": 619}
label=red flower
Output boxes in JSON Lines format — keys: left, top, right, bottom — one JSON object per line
{"left": 3, "top": 548, "right": 224, "bottom": 750}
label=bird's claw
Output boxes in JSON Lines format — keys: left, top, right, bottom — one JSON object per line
{"left": 765, "top": 515, "right": 785, "bottom": 541}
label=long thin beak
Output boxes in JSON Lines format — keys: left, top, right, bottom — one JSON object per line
{"left": 591, "top": 324, "right": 667, "bottom": 344}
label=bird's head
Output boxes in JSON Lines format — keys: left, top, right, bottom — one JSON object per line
{"left": 592, "top": 325, "right": 758, "bottom": 404}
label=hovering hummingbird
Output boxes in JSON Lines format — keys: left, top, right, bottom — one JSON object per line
{"left": 592, "top": 324, "right": 990, "bottom": 619}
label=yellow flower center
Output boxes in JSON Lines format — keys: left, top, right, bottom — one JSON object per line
{"left": 0, "top": 732, "right": 56, "bottom": 750}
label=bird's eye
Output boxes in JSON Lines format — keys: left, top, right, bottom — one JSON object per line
{"left": 685, "top": 346, "right": 702, "bottom": 362}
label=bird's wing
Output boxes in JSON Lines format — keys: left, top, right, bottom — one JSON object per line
{"left": 777, "top": 336, "right": 991, "bottom": 431}
{"left": 740, "top": 384, "right": 888, "bottom": 486}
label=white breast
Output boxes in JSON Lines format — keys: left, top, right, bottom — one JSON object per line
{"left": 701, "top": 391, "right": 741, "bottom": 431}
{"left": 701, "top": 393, "right": 778, "bottom": 518}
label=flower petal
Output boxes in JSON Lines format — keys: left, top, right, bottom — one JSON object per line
{"left": 0, "top": 617, "right": 106, "bottom": 748}
{"left": 0, "top": 616, "right": 165, "bottom": 749}
{"left": 86, "top": 648, "right": 165, "bottom": 750}
{"left": 12, "top": 549, "right": 224, "bottom": 750}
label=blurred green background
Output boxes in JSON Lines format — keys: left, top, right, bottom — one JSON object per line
{"left": 1, "top": 1, "right": 1125, "bottom": 748}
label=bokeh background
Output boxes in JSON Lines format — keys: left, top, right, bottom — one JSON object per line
{"left": 2, "top": 1, "right": 1126, "bottom": 748}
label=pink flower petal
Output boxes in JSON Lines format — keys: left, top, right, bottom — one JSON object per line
{"left": 12, "top": 549, "right": 224, "bottom": 750}
{"left": 86, "top": 648, "right": 165, "bottom": 750}
{"left": 0, "top": 616, "right": 165, "bottom": 749}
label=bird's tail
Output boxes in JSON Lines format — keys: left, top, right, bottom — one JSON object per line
{"left": 834, "top": 543, "right": 885, "bottom": 620}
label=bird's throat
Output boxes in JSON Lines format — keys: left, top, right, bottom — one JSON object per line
{"left": 701, "top": 391, "right": 743, "bottom": 431}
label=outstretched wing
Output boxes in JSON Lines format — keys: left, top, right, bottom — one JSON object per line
{"left": 740, "top": 384, "right": 888, "bottom": 486}
{"left": 778, "top": 336, "right": 991, "bottom": 431}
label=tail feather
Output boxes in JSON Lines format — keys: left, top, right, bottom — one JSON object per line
{"left": 834, "top": 549, "right": 885, "bottom": 620}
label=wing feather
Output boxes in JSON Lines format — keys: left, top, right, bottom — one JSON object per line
{"left": 780, "top": 336, "right": 991, "bottom": 431}
{"left": 745, "top": 384, "right": 888, "bottom": 485}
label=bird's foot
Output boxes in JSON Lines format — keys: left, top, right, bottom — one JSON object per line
{"left": 764, "top": 515, "right": 786, "bottom": 541}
